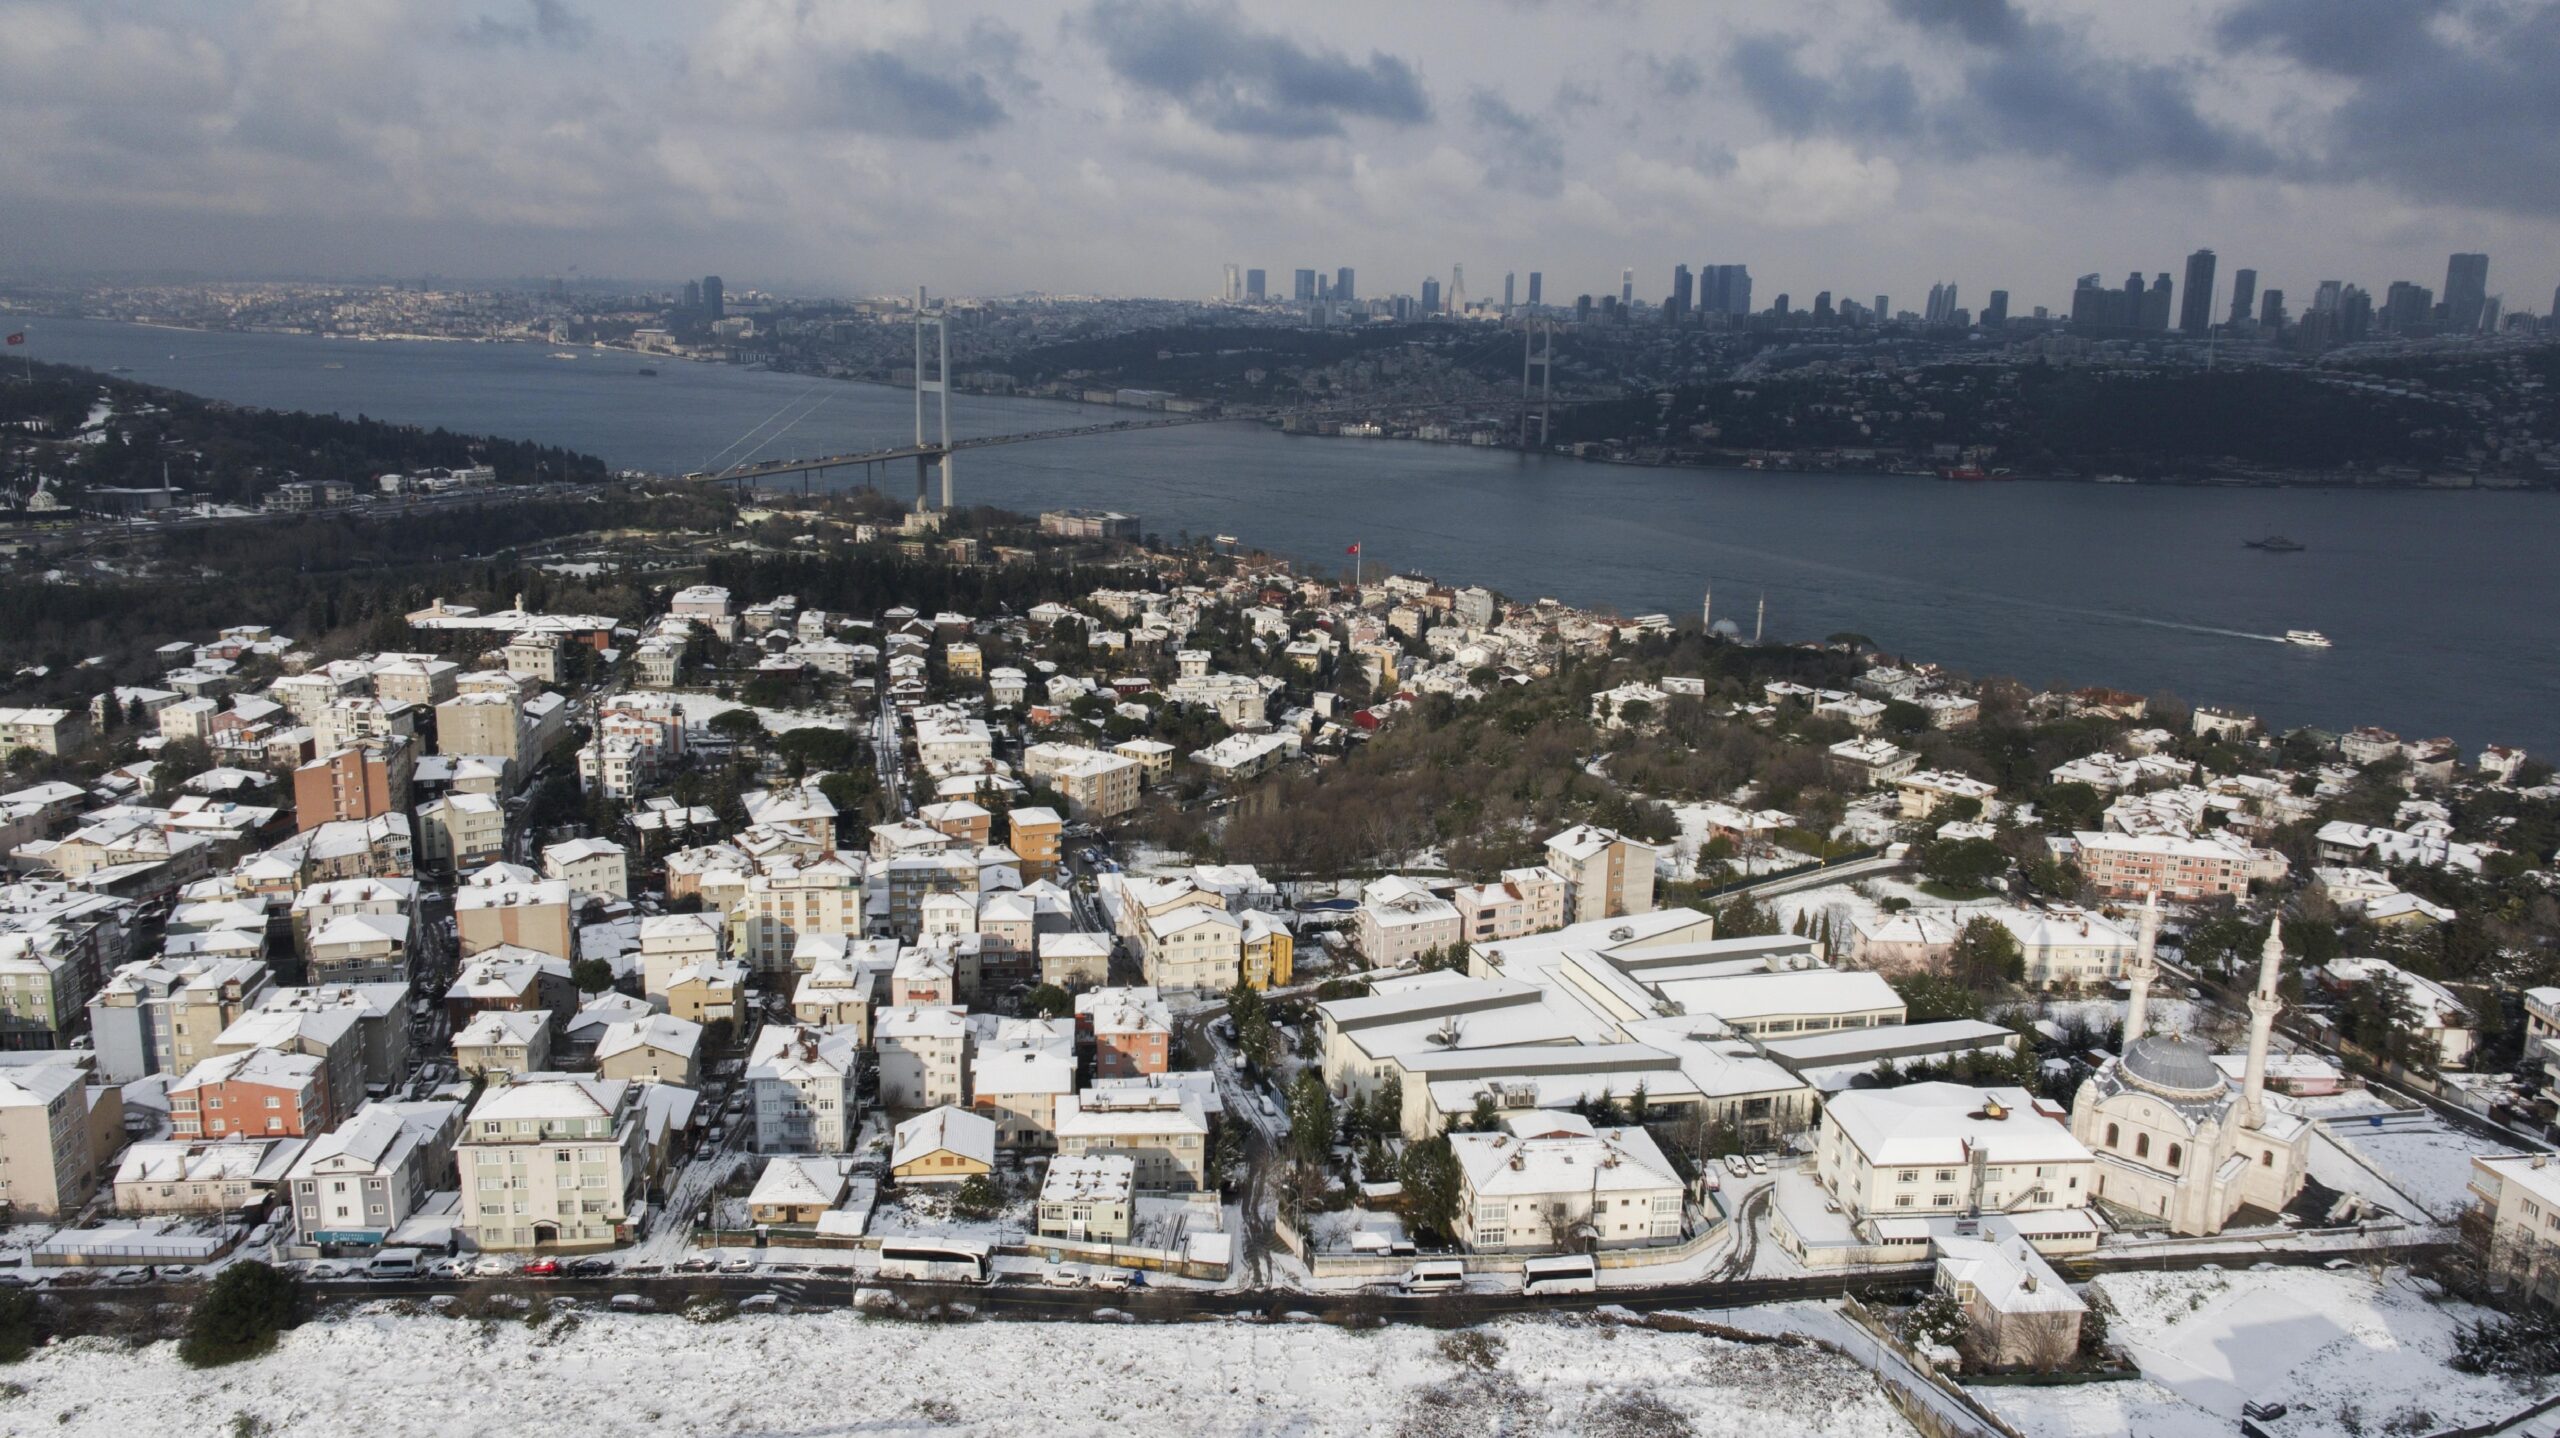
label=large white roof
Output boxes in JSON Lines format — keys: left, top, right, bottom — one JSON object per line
{"left": 1824, "top": 1083, "right": 2090, "bottom": 1169}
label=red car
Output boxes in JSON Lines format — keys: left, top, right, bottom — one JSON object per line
{"left": 521, "top": 1258, "right": 561, "bottom": 1277}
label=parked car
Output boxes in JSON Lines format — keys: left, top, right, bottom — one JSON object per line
{"left": 1747, "top": 1154, "right": 1769, "bottom": 1176}
{"left": 566, "top": 1257, "right": 615, "bottom": 1277}
{"left": 1723, "top": 1155, "right": 1748, "bottom": 1178}
{"left": 521, "top": 1258, "right": 561, "bottom": 1278}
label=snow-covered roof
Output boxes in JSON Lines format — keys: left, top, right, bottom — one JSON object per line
{"left": 1823, "top": 1083, "right": 2089, "bottom": 1169}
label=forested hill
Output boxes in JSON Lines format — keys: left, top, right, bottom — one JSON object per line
{"left": 0, "top": 361, "right": 609, "bottom": 506}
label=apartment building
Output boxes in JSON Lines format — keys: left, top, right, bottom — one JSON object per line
{"left": 873, "top": 1004, "right": 970, "bottom": 1112}
{"left": 284, "top": 1099, "right": 464, "bottom": 1248}
{"left": 435, "top": 691, "right": 522, "bottom": 767}
{"left": 2069, "top": 830, "right": 2288, "bottom": 902}
{"left": 1816, "top": 1084, "right": 2094, "bottom": 1226}
{"left": 292, "top": 741, "right": 413, "bottom": 832}
{"left": 170, "top": 1047, "right": 326, "bottom": 1139}
{"left": 747, "top": 1024, "right": 861, "bottom": 1153}
{"left": 87, "top": 956, "right": 272, "bottom": 1083}
{"left": 1052, "top": 1087, "right": 1208, "bottom": 1191}
{"left": 1544, "top": 824, "right": 1657, "bottom": 926}
{"left": 1450, "top": 1111, "right": 1686, "bottom": 1253}
{"left": 1450, "top": 866, "right": 1568, "bottom": 945}
{"left": 456, "top": 1076, "right": 651, "bottom": 1251}
{"left": 0, "top": 1063, "right": 98, "bottom": 1217}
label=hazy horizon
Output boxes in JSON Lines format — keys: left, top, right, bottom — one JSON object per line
{"left": 3, "top": 0, "right": 2557, "bottom": 312}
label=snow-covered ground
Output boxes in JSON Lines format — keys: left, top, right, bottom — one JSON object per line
{"left": 1976, "top": 1268, "right": 2534, "bottom": 1438}
{"left": 9, "top": 1307, "right": 1920, "bottom": 1438}
{"left": 2312, "top": 1110, "right": 2518, "bottom": 1223}
{"left": 661, "top": 689, "right": 848, "bottom": 734}
{"left": 1765, "top": 875, "right": 2002, "bottom": 946}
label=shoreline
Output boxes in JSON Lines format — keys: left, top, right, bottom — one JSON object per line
{"left": 21, "top": 313, "right": 2544, "bottom": 493}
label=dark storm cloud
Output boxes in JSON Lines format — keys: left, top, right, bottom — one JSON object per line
{"left": 1466, "top": 89, "right": 1564, "bottom": 195}
{"left": 461, "top": 0, "right": 592, "bottom": 50}
{"left": 1078, "top": 0, "right": 1430, "bottom": 138}
{"left": 1727, "top": 35, "right": 1919, "bottom": 139}
{"left": 1643, "top": 54, "right": 1705, "bottom": 99}
{"left": 2221, "top": 0, "right": 2560, "bottom": 216}
{"left": 2217, "top": 0, "right": 2453, "bottom": 77}
{"left": 814, "top": 48, "right": 1009, "bottom": 138}
{"left": 1884, "top": 0, "right": 2025, "bottom": 47}
{"left": 1726, "top": 11, "right": 2275, "bottom": 179}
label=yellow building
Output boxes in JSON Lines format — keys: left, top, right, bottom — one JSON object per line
{"left": 1241, "top": 910, "right": 1293, "bottom": 990}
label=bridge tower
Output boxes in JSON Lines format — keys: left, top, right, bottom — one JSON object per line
{"left": 913, "top": 286, "right": 953, "bottom": 512}
{"left": 1518, "top": 319, "right": 1553, "bottom": 450}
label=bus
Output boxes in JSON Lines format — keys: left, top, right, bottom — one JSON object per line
{"left": 874, "top": 1239, "right": 993, "bottom": 1285}
{"left": 1519, "top": 1254, "right": 1597, "bottom": 1296}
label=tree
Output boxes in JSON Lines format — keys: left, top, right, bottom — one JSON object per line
{"left": 1949, "top": 915, "right": 2026, "bottom": 992}
{"left": 1893, "top": 972, "right": 1985, "bottom": 1023}
{"left": 949, "top": 1172, "right": 1003, "bottom": 1221}
{"left": 1230, "top": 983, "right": 1276, "bottom": 1069}
{"left": 568, "top": 956, "right": 617, "bottom": 995}
{"left": 1021, "top": 983, "right": 1072, "bottom": 1018}
{"left": 1919, "top": 837, "right": 2009, "bottom": 894}
{"left": 180, "top": 1260, "right": 304, "bottom": 1368}
{"left": 0, "top": 1288, "right": 43, "bottom": 1364}
{"left": 1286, "top": 1069, "right": 1336, "bottom": 1168}
{"left": 707, "top": 708, "right": 765, "bottom": 745}
{"left": 1396, "top": 1136, "right": 1464, "bottom": 1244}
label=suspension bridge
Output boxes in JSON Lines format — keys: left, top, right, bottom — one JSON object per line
{"left": 688, "top": 293, "right": 1588, "bottom": 509}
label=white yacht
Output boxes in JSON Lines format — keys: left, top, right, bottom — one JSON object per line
{"left": 2285, "top": 629, "right": 2332, "bottom": 648}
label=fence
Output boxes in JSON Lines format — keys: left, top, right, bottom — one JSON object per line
{"left": 1838, "top": 1293, "right": 2033, "bottom": 1438}
{"left": 1273, "top": 1208, "right": 1732, "bottom": 1282}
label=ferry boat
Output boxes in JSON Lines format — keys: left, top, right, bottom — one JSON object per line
{"left": 2285, "top": 629, "right": 2332, "bottom": 648}
{"left": 2094, "top": 473, "right": 2136, "bottom": 484}
{"left": 2245, "top": 534, "right": 2306, "bottom": 552}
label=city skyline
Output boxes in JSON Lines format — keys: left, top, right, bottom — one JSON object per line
{"left": 0, "top": 0, "right": 2556, "bottom": 311}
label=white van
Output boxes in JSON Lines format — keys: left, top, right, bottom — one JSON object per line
{"left": 1400, "top": 1260, "right": 1467, "bottom": 1293}
{"left": 1519, "top": 1254, "right": 1597, "bottom": 1296}
{"left": 364, "top": 1247, "right": 424, "bottom": 1278}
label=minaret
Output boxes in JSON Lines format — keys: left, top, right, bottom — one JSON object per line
{"left": 2240, "top": 919, "right": 2285, "bottom": 1129}
{"left": 2122, "top": 890, "right": 2159, "bottom": 1046}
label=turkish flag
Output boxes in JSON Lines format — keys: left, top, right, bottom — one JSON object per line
{"left": 1345, "top": 543, "right": 1360, "bottom": 555}
{"left": 3, "top": 334, "right": 22, "bottom": 346}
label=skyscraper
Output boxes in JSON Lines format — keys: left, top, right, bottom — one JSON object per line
{"left": 1420, "top": 277, "right": 1441, "bottom": 315}
{"left": 1874, "top": 295, "right": 1888, "bottom": 322}
{"left": 2383, "top": 280, "right": 2432, "bottom": 332}
{"left": 2227, "top": 268, "right": 2257, "bottom": 327}
{"left": 1772, "top": 293, "right": 1789, "bottom": 317}
{"left": 1527, "top": 271, "right": 1542, "bottom": 306}
{"left": 1620, "top": 268, "right": 1633, "bottom": 307}
{"left": 1671, "top": 264, "right": 1693, "bottom": 319}
{"left": 2179, "top": 249, "right": 2217, "bottom": 334}
{"left": 1698, "top": 264, "right": 1751, "bottom": 317}
{"left": 2259, "top": 288, "right": 2286, "bottom": 330}
{"left": 2141, "top": 273, "right": 2174, "bottom": 330}
{"left": 1246, "top": 268, "right": 1266, "bottom": 302}
{"left": 2340, "top": 285, "right": 2373, "bottom": 342}
{"left": 1925, "top": 282, "right": 1944, "bottom": 323}
{"left": 1336, "top": 267, "right": 1355, "bottom": 303}
{"left": 2311, "top": 280, "right": 2343, "bottom": 315}
{"left": 1448, "top": 265, "right": 1466, "bottom": 314}
{"left": 1293, "top": 269, "right": 1317, "bottom": 303}
{"left": 681, "top": 279, "right": 701, "bottom": 310}
{"left": 2444, "top": 253, "right": 2490, "bottom": 332}
{"left": 701, "top": 275, "right": 724, "bottom": 321}
{"left": 1223, "top": 263, "right": 1240, "bottom": 301}
{"left": 1983, "top": 290, "right": 2009, "bottom": 328}
{"left": 1812, "top": 291, "right": 1833, "bottom": 325}
{"left": 1503, "top": 272, "right": 1516, "bottom": 308}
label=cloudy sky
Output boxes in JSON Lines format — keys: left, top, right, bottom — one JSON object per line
{"left": 3, "top": 0, "right": 2556, "bottom": 314}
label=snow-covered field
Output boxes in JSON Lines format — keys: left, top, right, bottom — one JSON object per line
{"left": 662, "top": 689, "right": 848, "bottom": 734}
{"left": 2313, "top": 1111, "right": 2518, "bottom": 1222}
{"left": 1977, "top": 1268, "right": 2533, "bottom": 1438}
{"left": 7, "top": 1308, "right": 1918, "bottom": 1438}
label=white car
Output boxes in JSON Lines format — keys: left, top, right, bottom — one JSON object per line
{"left": 1723, "top": 1155, "right": 1748, "bottom": 1178}
{"left": 1747, "top": 1154, "right": 1769, "bottom": 1176}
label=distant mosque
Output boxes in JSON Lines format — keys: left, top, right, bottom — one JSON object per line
{"left": 2069, "top": 895, "right": 2311, "bottom": 1235}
